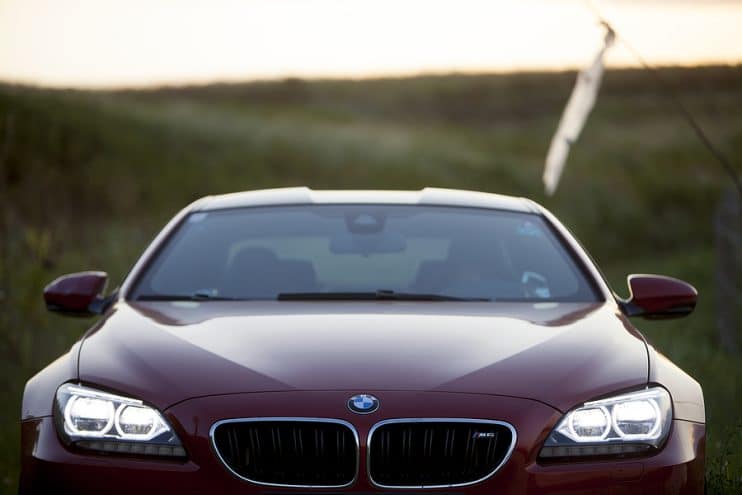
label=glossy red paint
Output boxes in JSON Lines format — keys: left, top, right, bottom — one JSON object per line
{"left": 625, "top": 274, "right": 698, "bottom": 319}
{"left": 65, "top": 301, "right": 649, "bottom": 415}
{"left": 20, "top": 298, "right": 705, "bottom": 494}
{"left": 648, "top": 347, "right": 705, "bottom": 423}
{"left": 43, "top": 271, "right": 108, "bottom": 314}
{"left": 20, "top": 393, "right": 705, "bottom": 495}
{"left": 21, "top": 188, "right": 705, "bottom": 494}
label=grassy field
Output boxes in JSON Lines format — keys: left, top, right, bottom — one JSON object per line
{"left": 1, "top": 65, "right": 740, "bottom": 493}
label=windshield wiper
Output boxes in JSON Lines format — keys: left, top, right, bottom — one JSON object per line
{"left": 136, "top": 291, "right": 239, "bottom": 301}
{"left": 277, "top": 290, "right": 490, "bottom": 302}
{"left": 137, "top": 290, "right": 490, "bottom": 302}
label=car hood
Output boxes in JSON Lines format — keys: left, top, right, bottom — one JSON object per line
{"left": 78, "top": 301, "right": 648, "bottom": 413}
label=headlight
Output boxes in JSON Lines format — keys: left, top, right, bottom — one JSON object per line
{"left": 539, "top": 387, "right": 672, "bottom": 460}
{"left": 55, "top": 383, "right": 186, "bottom": 458}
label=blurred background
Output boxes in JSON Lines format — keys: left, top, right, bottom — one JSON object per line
{"left": 0, "top": 0, "right": 740, "bottom": 492}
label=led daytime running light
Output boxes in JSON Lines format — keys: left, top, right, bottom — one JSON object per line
{"left": 55, "top": 383, "right": 184, "bottom": 457}
{"left": 541, "top": 387, "right": 672, "bottom": 459}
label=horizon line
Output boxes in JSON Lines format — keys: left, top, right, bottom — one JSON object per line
{"left": 1, "top": 61, "right": 740, "bottom": 92}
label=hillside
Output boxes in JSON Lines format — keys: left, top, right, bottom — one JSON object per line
{"left": 1, "top": 65, "right": 740, "bottom": 492}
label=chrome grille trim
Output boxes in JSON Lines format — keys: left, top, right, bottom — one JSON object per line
{"left": 367, "top": 418, "right": 517, "bottom": 489}
{"left": 209, "top": 417, "right": 360, "bottom": 488}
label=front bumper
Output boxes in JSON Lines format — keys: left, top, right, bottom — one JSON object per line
{"left": 20, "top": 391, "right": 705, "bottom": 495}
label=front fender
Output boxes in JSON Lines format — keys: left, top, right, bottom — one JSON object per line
{"left": 21, "top": 341, "right": 80, "bottom": 420}
{"left": 648, "top": 345, "right": 705, "bottom": 423}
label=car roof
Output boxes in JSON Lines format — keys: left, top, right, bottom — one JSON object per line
{"left": 194, "top": 187, "right": 538, "bottom": 213}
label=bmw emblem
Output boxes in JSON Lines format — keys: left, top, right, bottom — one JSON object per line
{"left": 347, "top": 394, "right": 380, "bottom": 414}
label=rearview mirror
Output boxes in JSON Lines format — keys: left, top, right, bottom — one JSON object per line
{"left": 329, "top": 233, "right": 407, "bottom": 255}
{"left": 43, "top": 271, "right": 109, "bottom": 316}
{"left": 621, "top": 274, "right": 697, "bottom": 319}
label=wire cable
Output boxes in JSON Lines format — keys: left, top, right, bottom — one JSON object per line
{"left": 583, "top": 0, "right": 742, "bottom": 196}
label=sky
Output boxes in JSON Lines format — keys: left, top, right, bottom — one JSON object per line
{"left": 0, "top": 0, "right": 740, "bottom": 88}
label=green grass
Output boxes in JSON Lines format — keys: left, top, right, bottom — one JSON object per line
{"left": 1, "top": 65, "right": 740, "bottom": 493}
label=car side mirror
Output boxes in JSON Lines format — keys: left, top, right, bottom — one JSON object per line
{"left": 43, "top": 271, "right": 109, "bottom": 316}
{"left": 621, "top": 274, "right": 697, "bottom": 319}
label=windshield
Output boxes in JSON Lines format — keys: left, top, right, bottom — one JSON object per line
{"left": 130, "top": 205, "right": 598, "bottom": 302}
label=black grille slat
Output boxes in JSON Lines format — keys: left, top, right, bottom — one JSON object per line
{"left": 213, "top": 420, "right": 356, "bottom": 486}
{"left": 369, "top": 421, "right": 513, "bottom": 487}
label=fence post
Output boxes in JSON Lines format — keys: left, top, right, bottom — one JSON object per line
{"left": 715, "top": 187, "right": 741, "bottom": 353}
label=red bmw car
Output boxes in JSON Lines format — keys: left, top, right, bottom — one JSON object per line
{"left": 21, "top": 188, "right": 705, "bottom": 494}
